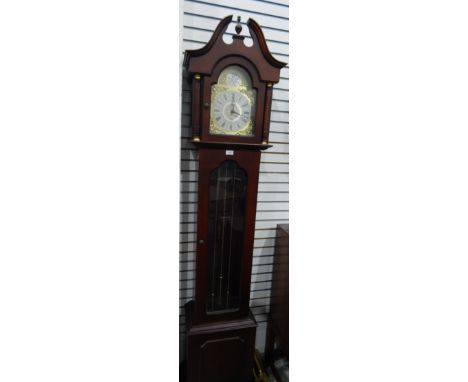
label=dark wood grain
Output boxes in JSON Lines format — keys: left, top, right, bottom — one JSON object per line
{"left": 191, "top": 75, "right": 201, "bottom": 140}
{"left": 262, "top": 85, "right": 273, "bottom": 144}
{"left": 191, "top": 141, "right": 272, "bottom": 151}
{"left": 185, "top": 301, "right": 256, "bottom": 382}
{"left": 264, "top": 224, "right": 289, "bottom": 381}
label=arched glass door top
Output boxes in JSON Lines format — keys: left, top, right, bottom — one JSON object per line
{"left": 206, "top": 160, "right": 247, "bottom": 313}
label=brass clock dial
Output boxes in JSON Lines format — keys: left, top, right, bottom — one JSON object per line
{"left": 210, "top": 65, "right": 256, "bottom": 136}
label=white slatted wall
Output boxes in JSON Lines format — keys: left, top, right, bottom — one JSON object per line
{"left": 180, "top": 0, "right": 289, "bottom": 361}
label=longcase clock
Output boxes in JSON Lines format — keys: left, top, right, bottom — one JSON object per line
{"left": 183, "top": 15, "right": 286, "bottom": 382}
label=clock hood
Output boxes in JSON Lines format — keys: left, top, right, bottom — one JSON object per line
{"left": 184, "top": 15, "right": 287, "bottom": 83}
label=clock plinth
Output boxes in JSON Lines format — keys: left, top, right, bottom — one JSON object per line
{"left": 183, "top": 15, "right": 286, "bottom": 382}
{"left": 185, "top": 301, "right": 256, "bottom": 382}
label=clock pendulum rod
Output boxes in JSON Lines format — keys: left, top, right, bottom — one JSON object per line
{"left": 218, "top": 163, "right": 229, "bottom": 308}
{"left": 225, "top": 165, "right": 237, "bottom": 307}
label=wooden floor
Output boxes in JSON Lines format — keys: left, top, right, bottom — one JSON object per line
{"left": 179, "top": 361, "right": 283, "bottom": 382}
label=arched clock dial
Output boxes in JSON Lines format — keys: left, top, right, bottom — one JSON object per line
{"left": 210, "top": 65, "right": 256, "bottom": 136}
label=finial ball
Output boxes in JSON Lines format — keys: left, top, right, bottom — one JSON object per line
{"left": 235, "top": 16, "right": 242, "bottom": 35}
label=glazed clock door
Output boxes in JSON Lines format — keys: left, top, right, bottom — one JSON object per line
{"left": 195, "top": 148, "right": 261, "bottom": 323}
{"left": 199, "top": 56, "right": 267, "bottom": 146}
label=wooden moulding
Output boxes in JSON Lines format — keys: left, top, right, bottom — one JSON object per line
{"left": 190, "top": 140, "right": 272, "bottom": 151}
{"left": 184, "top": 15, "right": 287, "bottom": 81}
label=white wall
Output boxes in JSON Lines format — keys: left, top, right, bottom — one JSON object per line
{"left": 179, "top": 0, "right": 289, "bottom": 361}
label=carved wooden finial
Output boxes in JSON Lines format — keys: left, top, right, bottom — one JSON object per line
{"left": 235, "top": 16, "right": 242, "bottom": 35}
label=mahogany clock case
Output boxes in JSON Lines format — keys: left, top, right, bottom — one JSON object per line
{"left": 182, "top": 14, "right": 287, "bottom": 382}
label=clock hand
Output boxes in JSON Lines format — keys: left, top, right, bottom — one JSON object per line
{"left": 230, "top": 93, "right": 237, "bottom": 113}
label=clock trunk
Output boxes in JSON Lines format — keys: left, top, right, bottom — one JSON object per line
{"left": 192, "top": 148, "right": 260, "bottom": 325}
